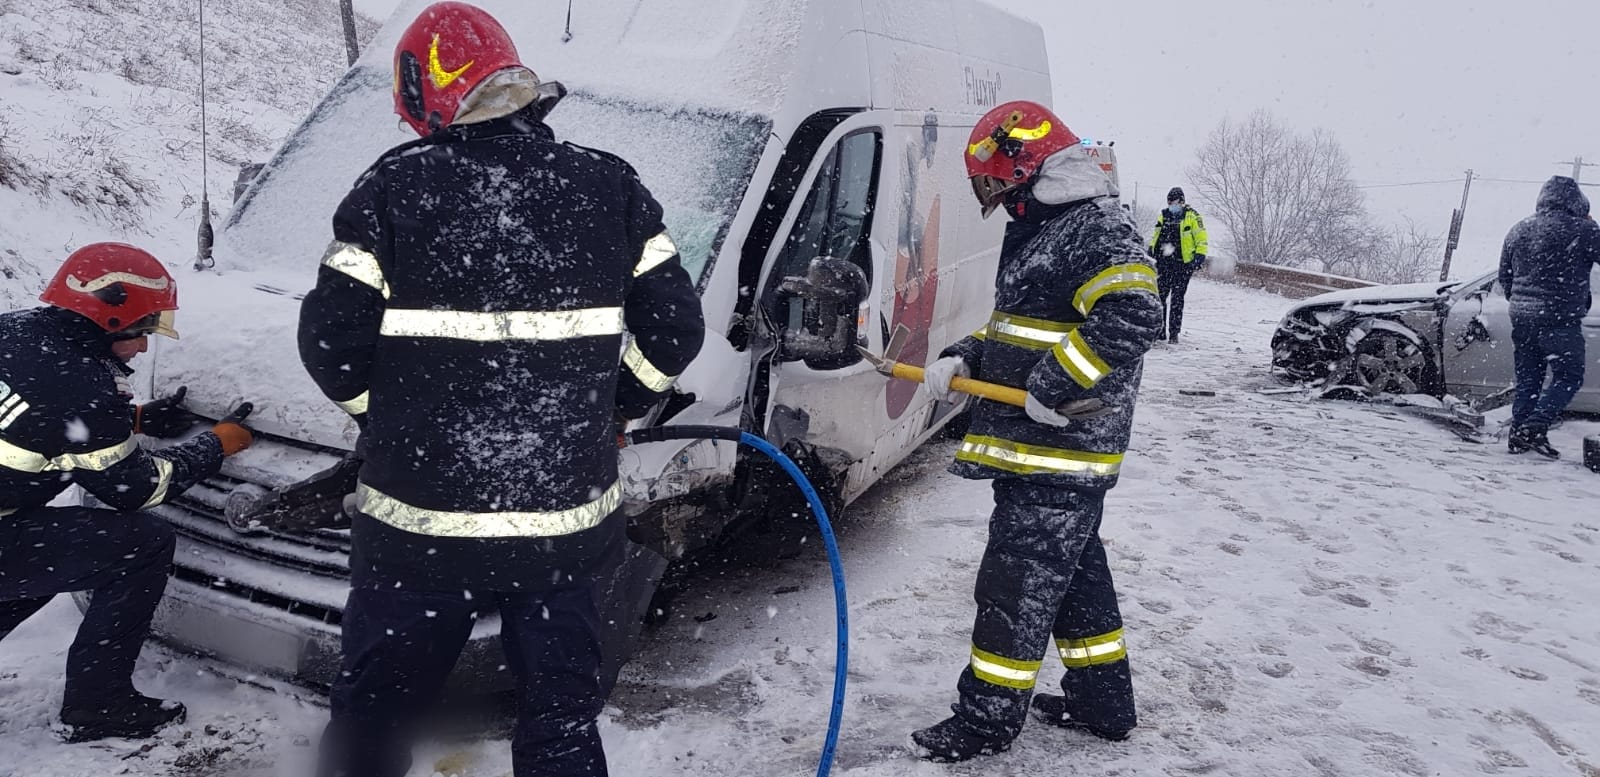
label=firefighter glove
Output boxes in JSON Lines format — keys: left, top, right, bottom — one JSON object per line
{"left": 1025, "top": 393, "right": 1074, "bottom": 427}
{"left": 135, "top": 385, "right": 201, "bottom": 438}
{"left": 212, "top": 401, "right": 255, "bottom": 456}
{"left": 922, "top": 356, "right": 971, "bottom": 404}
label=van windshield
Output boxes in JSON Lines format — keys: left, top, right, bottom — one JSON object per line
{"left": 222, "top": 67, "right": 769, "bottom": 289}
{"left": 553, "top": 92, "right": 770, "bottom": 285}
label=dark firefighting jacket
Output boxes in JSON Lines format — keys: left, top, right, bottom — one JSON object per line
{"left": 0, "top": 307, "right": 223, "bottom": 515}
{"left": 942, "top": 193, "right": 1163, "bottom": 491}
{"left": 297, "top": 106, "right": 704, "bottom": 589}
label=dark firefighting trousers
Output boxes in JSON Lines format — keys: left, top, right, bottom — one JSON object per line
{"left": 952, "top": 479, "right": 1136, "bottom": 740}
{"left": 317, "top": 583, "right": 609, "bottom": 777}
{"left": 0, "top": 506, "right": 176, "bottom": 708}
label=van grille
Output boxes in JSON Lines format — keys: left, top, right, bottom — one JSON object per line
{"left": 146, "top": 449, "right": 354, "bottom": 624}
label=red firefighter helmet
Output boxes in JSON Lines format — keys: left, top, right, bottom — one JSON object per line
{"left": 39, "top": 242, "right": 179, "bottom": 339}
{"left": 964, "top": 101, "right": 1081, "bottom": 218}
{"left": 393, "top": 2, "right": 524, "bottom": 136}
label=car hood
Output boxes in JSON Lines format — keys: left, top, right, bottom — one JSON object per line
{"left": 149, "top": 271, "right": 359, "bottom": 451}
{"left": 1293, "top": 281, "right": 1455, "bottom": 309}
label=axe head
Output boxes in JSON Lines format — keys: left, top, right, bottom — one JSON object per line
{"left": 882, "top": 324, "right": 911, "bottom": 363}
{"left": 858, "top": 324, "right": 913, "bottom": 376}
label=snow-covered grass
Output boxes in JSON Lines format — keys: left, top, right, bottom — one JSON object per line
{"left": 4, "top": 279, "right": 1598, "bottom": 776}
{"left": 0, "top": 0, "right": 377, "bottom": 310}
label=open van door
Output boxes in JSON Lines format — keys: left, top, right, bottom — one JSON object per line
{"left": 749, "top": 115, "right": 896, "bottom": 503}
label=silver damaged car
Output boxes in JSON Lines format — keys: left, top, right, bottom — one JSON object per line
{"left": 1271, "top": 266, "right": 1600, "bottom": 413}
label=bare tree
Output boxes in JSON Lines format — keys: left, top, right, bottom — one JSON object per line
{"left": 1355, "top": 219, "right": 1441, "bottom": 285}
{"left": 1189, "top": 110, "right": 1443, "bottom": 285}
{"left": 339, "top": 0, "right": 360, "bottom": 66}
{"left": 1188, "top": 110, "right": 1365, "bottom": 269}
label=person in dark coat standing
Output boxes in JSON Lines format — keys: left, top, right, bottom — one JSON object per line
{"left": 299, "top": 4, "right": 704, "bottom": 776}
{"left": 1147, "top": 187, "right": 1208, "bottom": 343}
{"left": 1, "top": 243, "right": 254, "bottom": 741}
{"left": 912, "top": 101, "right": 1162, "bottom": 762}
{"left": 1499, "top": 175, "right": 1600, "bottom": 459}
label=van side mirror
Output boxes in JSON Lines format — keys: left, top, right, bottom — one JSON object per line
{"left": 774, "top": 257, "right": 869, "bottom": 369}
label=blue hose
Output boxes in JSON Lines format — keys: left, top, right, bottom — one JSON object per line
{"left": 626, "top": 426, "right": 848, "bottom": 777}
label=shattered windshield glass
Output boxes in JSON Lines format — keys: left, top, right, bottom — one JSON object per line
{"left": 550, "top": 91, "right": 770, "bottom": 286}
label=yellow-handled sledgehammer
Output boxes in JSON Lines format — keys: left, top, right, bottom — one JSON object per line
{"left": 858, "top": 324, "right": 1109, "bottom": 417}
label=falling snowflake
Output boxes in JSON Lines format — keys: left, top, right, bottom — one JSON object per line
{"left": 65, "top": 417, "right": 90, "bottom": 443}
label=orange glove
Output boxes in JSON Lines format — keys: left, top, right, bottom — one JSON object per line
{"left": 212, "top": 402, "right": 255, "bottom": 456}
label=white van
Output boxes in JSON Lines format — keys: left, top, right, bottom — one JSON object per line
{"left": 129, "top": 0, "right": 1054, "bottom": 689}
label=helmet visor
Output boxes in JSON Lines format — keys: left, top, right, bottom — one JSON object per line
{"left": 118, "top": 310, "right": 180, "bottom": 340}
{"left": 971, "top": 175, "right": 1020, "bottom": 219}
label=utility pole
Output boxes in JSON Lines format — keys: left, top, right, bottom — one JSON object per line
{"left": 1556, "top": 156, "right": 1599, "bottom": 184}
{"left": 1439, "top": 169, "right": 1473, "bottom": 282}
{"left": 339, "top": 0, "right": 360, "bottom": 66}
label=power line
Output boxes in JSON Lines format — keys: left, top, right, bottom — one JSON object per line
{"left": 1476, "top": 176, "right": 1600, "bottom": 188}
{"left": 1353, "top": 178, "right": 1465, "bottom": 189}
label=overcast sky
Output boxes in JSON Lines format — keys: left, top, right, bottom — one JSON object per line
{"left": 353, "top": 0, "right": 1598, "bottom": 276}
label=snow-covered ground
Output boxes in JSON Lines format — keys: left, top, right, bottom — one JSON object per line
{"left": 3, "top": 278, "right": 1598, "bottom": 777}
{"left": 0, "top": 0, "right": 375, "bottom": 311}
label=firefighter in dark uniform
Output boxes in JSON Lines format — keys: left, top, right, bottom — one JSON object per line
{"left": 298, "top": 4, "right": 704, "bottom": 776}
{"left": 912, "top": 101, "right": 1162, "bottom": 762}
{"left": 0, "top": 243, "right": 254, "bottom": 741}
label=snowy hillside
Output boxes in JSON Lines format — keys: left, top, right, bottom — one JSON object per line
{"left": 0, "top": 0, "right": 377, "bottom": 309}
{"left": 3, "top": 280, "right": 1597, "bottom": 776}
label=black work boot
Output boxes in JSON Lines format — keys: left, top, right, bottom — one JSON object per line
{"left": 910, "top": 715, "right": 1014, "bottom": 763}
{"left": 1030, "top": 693, "right": 1133, "bottom": 741}
{"left": 1526, "top": 428, "right": 1561, "bottom": 460}
{"left": 59, "top": 694, "right": 186, "bottom": 742}
{"left": 1508, "top": 426, "right": 1532, "bottom": 454}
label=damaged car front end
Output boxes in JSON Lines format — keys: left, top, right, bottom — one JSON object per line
{"left": 1271, "top": 279, "right": 1464, "bottom": 396}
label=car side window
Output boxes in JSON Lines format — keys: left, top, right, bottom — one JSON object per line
{"left": 776, "top": 131, "right": 881, "bottom": 282}
{"left": 768, "top": 129, "right": 883, "bottom": 324}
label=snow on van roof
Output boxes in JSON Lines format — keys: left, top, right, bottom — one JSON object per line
{"left": 369, "top": 0, "right": 809, "bottom": 115}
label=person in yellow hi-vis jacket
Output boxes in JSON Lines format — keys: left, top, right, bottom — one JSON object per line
{"left": 1147, "top": 187, "right": 1208, "bottom": 343}
{"left": 911, "top": 101, "right": 1162, "bottom": 763}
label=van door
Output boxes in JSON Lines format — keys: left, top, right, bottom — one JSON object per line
{"left": 751, "top": 117, "right": 911, "bottom": 500}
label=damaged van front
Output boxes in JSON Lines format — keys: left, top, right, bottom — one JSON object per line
{"left": 108, "top": 0, "right": 1055, "bottom": 691}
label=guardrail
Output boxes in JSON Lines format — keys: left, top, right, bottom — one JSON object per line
{"left": 1201, "top": 257, "right": 1377, "bottom": 299}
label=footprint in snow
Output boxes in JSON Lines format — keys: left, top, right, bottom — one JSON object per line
{"left": 1259, "top": 662, "right": 1294, "bottom": 679}
{"left": 1330, "top": 592, "right": 1370, "bottom": 608}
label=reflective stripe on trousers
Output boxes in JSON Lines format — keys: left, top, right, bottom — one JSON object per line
{"left": 1056, "top": 628, "right": 1127, "bottom": 668}
{"left": 969, "top": 645, "right": 1042, "bottom": 690}
{"left": 355, "top": 480, "right": 622, "bottom": 538}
